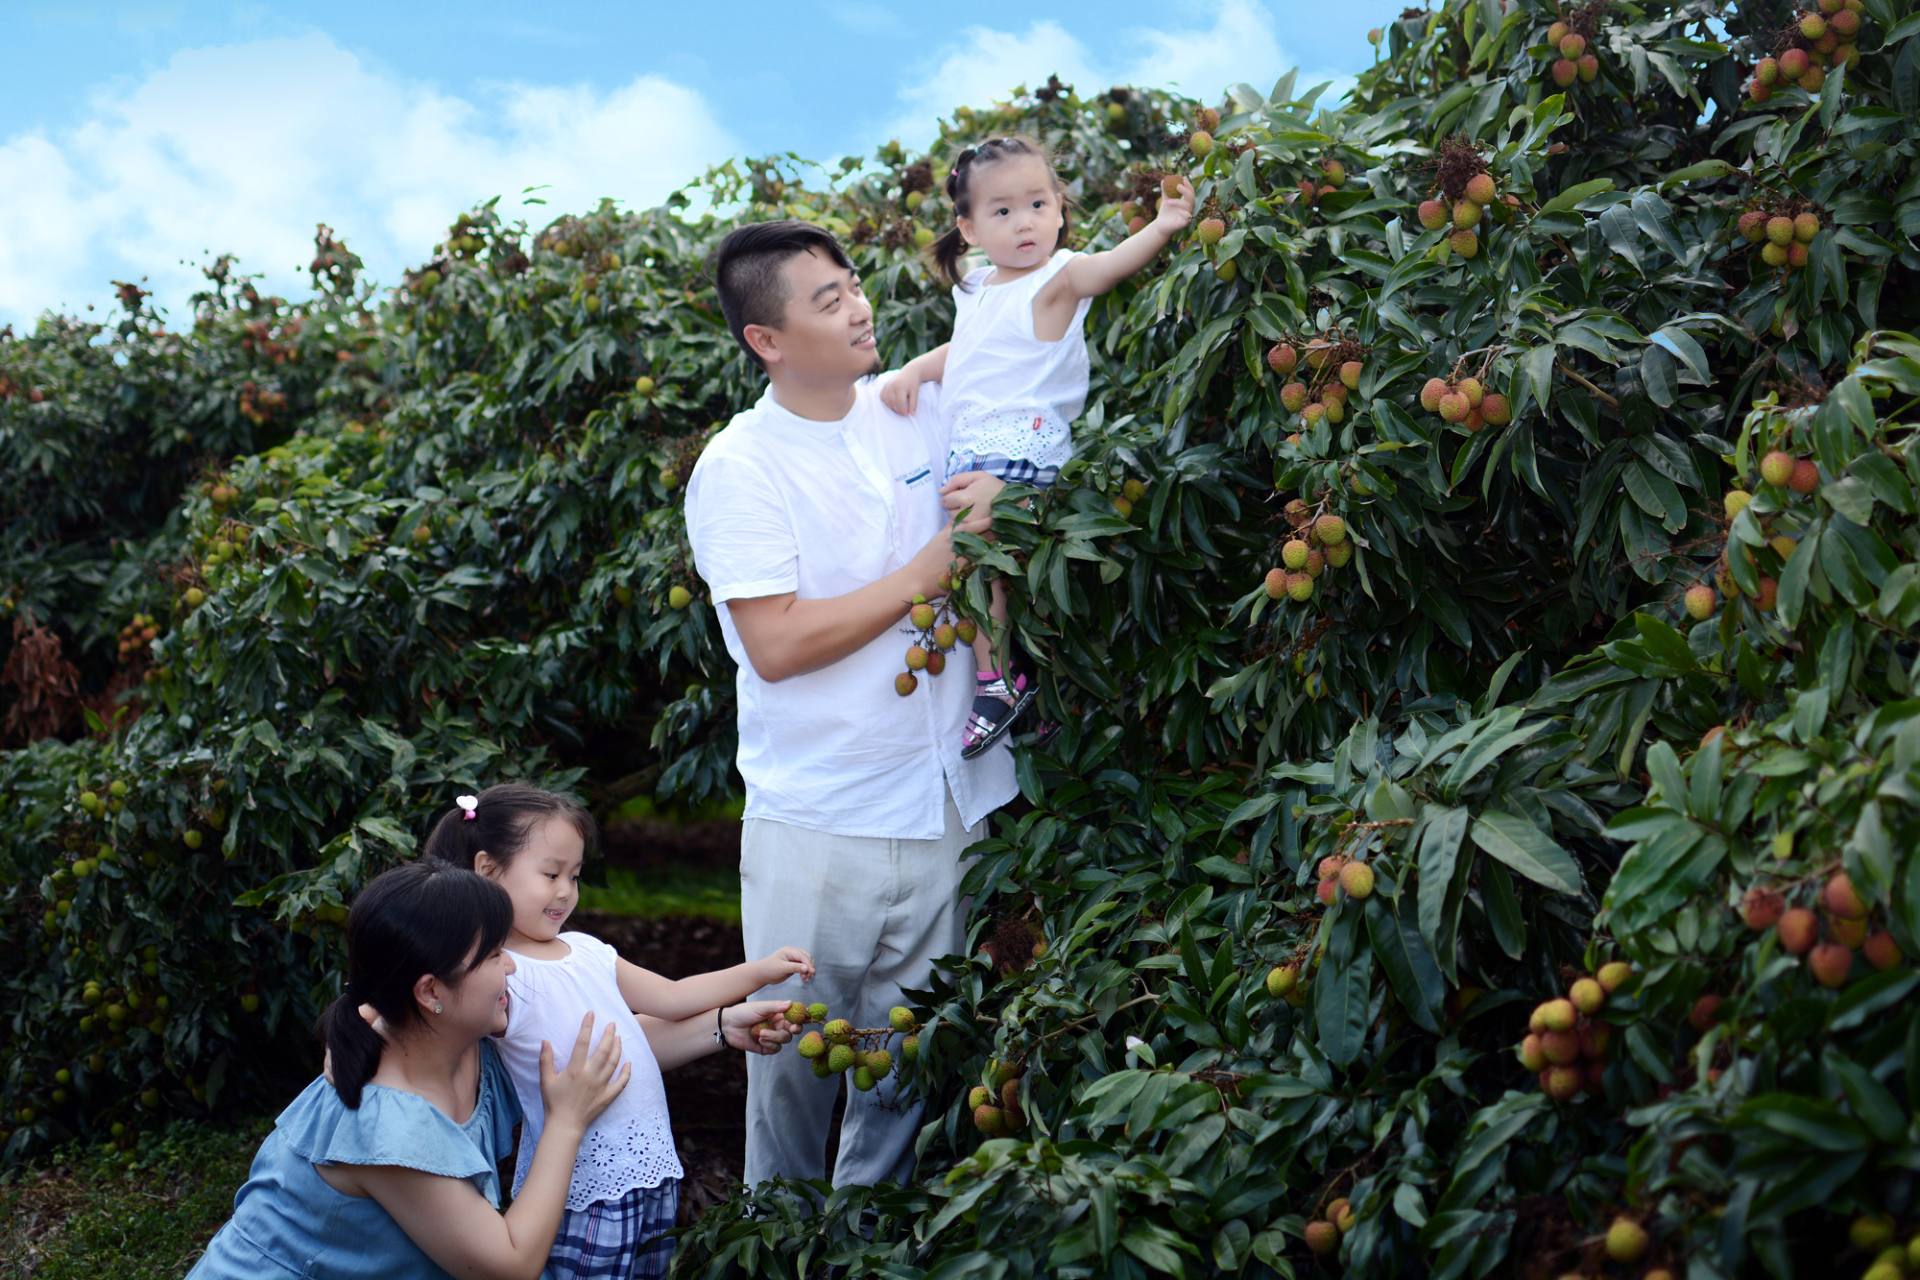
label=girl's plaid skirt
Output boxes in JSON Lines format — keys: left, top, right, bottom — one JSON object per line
{"left": 546, "top": 1179, "right": 679, "bottom": 1280}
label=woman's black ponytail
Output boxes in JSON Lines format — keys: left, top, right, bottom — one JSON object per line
{"left": 926, "top": 135, "right": 1072, "bottom": 289}
{"left": 320, "top": 860, "right": 514, "bottom": 1108}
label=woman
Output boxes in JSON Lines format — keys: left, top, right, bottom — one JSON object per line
{"left": 188, "top": 861, "right": 793, "bottom": 1279}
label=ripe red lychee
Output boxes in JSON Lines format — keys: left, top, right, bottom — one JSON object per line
{"left": 1828, "top": 912, "right": 1867, "bottom": 949}
{"left": 1540, "top": 1064, "right": 1582, "bottom": 1099}
{"left": 1577, "top": 53, "right": 1598, "bottom": 81}
{"left": 1777, "top": 907, "right": 1818, "bottom": 954}
{"left": 1450, "top": 229, "right": 1479, "bottom": 258}
{"left": 1779, "top": 48, "right": 1810, "bottom": 79}
{"left": 1417, "top": 199, "right": 1448, "bottom": 230}
{"left": 1552, "top": 58, "right": 1577, "bottom": 86}
{"left": 1752, "top": 576, "right": 1778, "bottom": 611}
{"left": 1517, "top": 1034, "right": 1548, "bottom": 1071}
{"left": 1267, "top": 343, "right": 1299, "bottom": 375}
{"left": 1823, "top": 872, "right": 1866, "bottom": 919}
{"left": 1863, "top": 932, "right": 1903, "bottom": 971}
{"left": 1304, "top": 1220, "right": 1339, "bottom": 1255}
{"left": 1788, "top": 458, "right": 1819, "bottom": 493}
{"left": 1688, "top": 993, "right": 1721, "bottom": 1031}
{"left": 1809, "top": 941, "right": 1852, "bottom": 988}
{"left": 1559, "top": 32, "right": 1586, "bottom": 57}
{"left": 1740, "top": 886, "right": 1785, "bottom": 930}
{"left": 1465, "top": 173, "right": 1496, "bottom": 205}
{"left": 1316, "top": 876, "right": 1337, "bottom": 904}
{"left": 1577, "top": 1020, "right": 1610, "bottom": 1059}
{"left": 1480, "top": 392, "right": 1511, "bottom": 426}
{"left": 1738, "top": 210, "right": 1768, "bottom": 242}
{"left": 1264, "top": 568, "right": 1288, "bottom": 599}
{"left": 1420, "top": 377, "right": 1449, "bottom": 411}
{"left": 1540, "top": 1029, "right": 1580, "bottom": 1065}
{"left": 1281, "top": 381, "right": 1308, "bottom": 412}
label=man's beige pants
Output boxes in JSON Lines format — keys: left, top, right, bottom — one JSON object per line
{"left": 739, "top": 795, "right": 976, "bottom": 1189}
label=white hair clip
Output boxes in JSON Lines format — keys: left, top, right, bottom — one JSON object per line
{"left": 456, "top": 794, "right": 479, "bottom": 821}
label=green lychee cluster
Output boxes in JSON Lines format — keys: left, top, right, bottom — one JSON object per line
{"left": 1736, "top": 200, "right": 1824, "bottom": 273}
{"left": 1271, "top": 332, "right": 1370, "bottom": 435}
{"left": 1517, "top": 962, "right": 1631, "bottom": 1101}
{"left": 1690, "top": 437, "right": 1824, "bottom": 622}
{"left": 1747, "top": 0, "right": 1866, "bottom": 102}
{"left": 894, "top": 590, "right": 975, "bottom": 697}
{"left": 1416, "top": 371, "right": 1511, "bottom": 434}
{"left": 1847, "top": 1214, "right": 1920, "bottom": 1280}
{"left": 1739, "top": 871, "right": 1903, "bottom": 988}
{"left": 1261, "top": 499, "right": 1351, "bottom": 606}
{"left": 791, "top": 1002, "right": 920, "bottom": 1091}
{"left": 1540, "top": 14, "right": 1602, "bottom": 88}
{"left": 966, "top": 1056, "right": 1026, "bottom": 1136}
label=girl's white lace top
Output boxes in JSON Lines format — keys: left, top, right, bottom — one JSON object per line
{"left": 943, "top": 248, "right": 1091, "bottom": 470}
{"left": 495, "top": 931, "right": 683, "bottom": 1208}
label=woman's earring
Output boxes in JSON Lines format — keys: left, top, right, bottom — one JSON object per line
{"left": 432, "top": 1002, "right": 444, "bottom": 1014}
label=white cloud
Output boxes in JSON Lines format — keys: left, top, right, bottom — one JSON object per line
{"left": 881, "top": 0, "right": 1355, "bottom": 146}
{"left": 0, "top": 33, "right": 739, "bottom": 327}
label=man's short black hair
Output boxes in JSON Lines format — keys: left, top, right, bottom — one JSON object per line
{"left": 710, "top": 221, "right": 855, "bottom": 371}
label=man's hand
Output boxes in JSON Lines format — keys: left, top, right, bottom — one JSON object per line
{"left": 941, "top": 471, "right": 1006, "bottom": 535}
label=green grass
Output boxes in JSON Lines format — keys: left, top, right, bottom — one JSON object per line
{"left": 579, "top": 862, "right": 741, "bottom": 923}
{"left": 2, "top": 1116, "right": 267, "bottom": 1280}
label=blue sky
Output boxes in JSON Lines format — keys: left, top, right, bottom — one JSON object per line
{"left": 0, "top": 1, "right": 1402, "bottom": 326}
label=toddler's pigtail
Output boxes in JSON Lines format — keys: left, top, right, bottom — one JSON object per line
{"left": 930, "top": 226, "right": 972, "bottom": 288}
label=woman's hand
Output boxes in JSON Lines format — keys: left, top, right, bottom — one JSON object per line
{"left": 722, "top": 1001, "right": 803, "bottom": 1055}
{"left": 754, "top": 945, "right": 815, "bottom": 987}
{"left": 538, "top": 1012, "right": 630, "bottom": 1132}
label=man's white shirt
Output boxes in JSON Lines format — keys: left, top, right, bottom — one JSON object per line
{"left": 684, "top": 376, "right": 1017, "bottom": 839}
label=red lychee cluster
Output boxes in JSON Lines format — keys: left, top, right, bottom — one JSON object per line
{"left": 1540, "top": 8, "right": 1604, "bottom": 88}
{"left": 1293, "top": 156, "right": 1349, "bottom": 210}
{"left": 1261, "top": 500, "right": 1352, "bottom": 606}
{"left": 1271, "top": 332, "right": 1370, "bottom": 435}
{"left": 1748, "top": 0, "right": 1866, "bottom": 102}
{"left": 1417, "top": 370, "right": 1511, "bottom": 433}
{"left": 1518, "top": 962, "right": 1631, "bottom": 1100}
{"left": 1692, "top": 446, "right": 1823, "bottom": 619}
{"left": 1303, "top": 1195, "right": 1358, "bottom": 1258}
{"left": 237, "top": 380, "right": 287, "bottom": 426}
{"left": 967, "top": 1058, "right": 1027, "bottom": 1136}
{"left": 893, "top": 589, "right": 975, "bottom": 697}
{"left": 1735, "top": 199, "right": 1824, "bottom": 273}
{"left": 1742, "top": 872, "right": 1903, "bottom": 987}
{"left": 1414, "top": 139, "right": 1518, "bottom": 261}
{"left": 117, "top": 613, "right": 160, "bottom": 663}
{"left": 1311, "top": 852, "right": 1374, "bottom": 904}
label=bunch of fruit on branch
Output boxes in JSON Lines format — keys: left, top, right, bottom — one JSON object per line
{"left": 1734, "top": 197, "right": 1825, "bottom": 273}
{"left": 1516, "top": 962, "right": 1631, "bottom": 1101}
{"left": 1303, "top": 1194, "right": 1359, "bottom": 1258}
{"left": 1311, "top": 850, "right": 1373, "bottom": 905}
{"left": 1185, "top": 105, "right": 1222, "bottom": 159}
{"left": 965, "top": 1056, "right": 1027, "bottom": 1136}
{"left": 1683, "top": 435, "right": 1823, "bottom": 622}
{"left": 893, "top": 585, "right": 976, "bottom": 696}
{"left": 1270, "top": 329, "right": 1370, "bottom": 434}
{"left": 1843, "top": 1215, "right": 1920, "bottom": 1280}
{"left": 1294, "top": 155, "right": 1349, "bottom": 210}
{"left": 1261, "top": 498, "right": 1351, "bottom": 605}
{"left": 788, "top": 1001, "right": 921, "bottom": 1093}
{"left": 236, "top": 380, "right": 286, "bottom": 426}
{"left": 1540, "top": 2, "right": 1607, "bottom": 87}
{"left": 1747, "top": 0, "right": 1867, "bottom": 101}
{"left": 1413, "top": 137, "right": 1516, "bottom": 261}
{"left": 1737, "top": 870, "right": 1904, "bottom": 988}
{"left": 1416, "top": 357, "right": 1513, "bottom": 434}
{"left": 116, "top": 613, "right": 160, "bottom": 664}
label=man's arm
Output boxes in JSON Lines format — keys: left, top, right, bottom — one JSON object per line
{"left": 728, "top": 472, "right": 1004, "bottom": 683}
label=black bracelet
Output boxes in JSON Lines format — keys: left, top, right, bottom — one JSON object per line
{"left": 713, "top": 1005, "right": 725, "bottom": 1046}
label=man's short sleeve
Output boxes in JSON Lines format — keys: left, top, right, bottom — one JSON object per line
{"left": 684, "top": 448, "right": 798, "bottom": 604}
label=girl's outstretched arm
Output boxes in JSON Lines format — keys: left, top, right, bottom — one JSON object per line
{"left": 614, "top": 947, "right": 813, "bottom": 1021}
{"left": 634, "top": 999, "right": 798, "bottom": 1072}
{"left": 879, "top": 342, "right": 950, "bottom": 416}
{"left": 1054, "top": 177, "right": 1195, "bottom": 302}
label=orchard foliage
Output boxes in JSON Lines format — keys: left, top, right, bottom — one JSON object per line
{"left": 2, "top": 0, "right": 1919, "bottom": 1275}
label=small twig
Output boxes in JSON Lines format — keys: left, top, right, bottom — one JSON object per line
{"left": 1556, "top": 360, "right": 1620, "bottom": 409}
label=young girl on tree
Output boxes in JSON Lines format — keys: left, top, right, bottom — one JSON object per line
{"left": 881, "top": 135, "right": 1193, "bottom": 756}
{"left": 426, "top": 784, "right": 812, "bottom": 1280}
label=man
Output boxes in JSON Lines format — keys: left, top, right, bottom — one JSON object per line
{"left": 684, "top": 221, "right": 1017, "bottom": 1189}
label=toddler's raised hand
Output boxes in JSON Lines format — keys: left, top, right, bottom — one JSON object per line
{"left": 756, "top": 945, "right": 816, "bottom": 986}
{"left": 880, "top": 373, "right": 921, "bottom": 416}
{"left": 1156, "top": 177, "right": 1197, "bottom": 235}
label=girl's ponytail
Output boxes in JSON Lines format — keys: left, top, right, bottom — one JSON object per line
{"left": 320, "top": 991, "right": 385, "bottom": 1109}
{"left": 930, "top": 225, "right": 972, "bottom": 288}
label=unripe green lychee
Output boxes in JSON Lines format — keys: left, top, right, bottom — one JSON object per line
{"left": 184, "top": 587, "right": 206, "bottom": 608}
{"left": 797, "top": 1031, "right": 826, "bottom": 1059}
{"left": 968, "top": 1084, "right": 992, "bottom": 1109}
{"left": 1266, "top": 963, "right": 1298, "bottom": 997}
{"left": 1320, "top": 159, "right": 1346, "bottom": 188}
{"left": 823, "top": 1018, "right": 853, "bottom": 1044}
{"left": 1799, "top": 12, "right": 1826, "bottom": 38}
{"left": 1765, "top": 215, "right": 1795, "bottom": 246}
{"left": 909, "top": 602, "right": 936, "bottom": 630}
{"left": 827, "top": 1044, "right": 856, "bottom": 1073}
{"left": 1280, "top": 381, "right": 1308, "bottom": 412}
{"left": 1439, "top": 392, "right": 1470, "bottom": 422}
{"left": 1189, "top": 130, "right": 1214, "bottom": 156}
{"left": 904, "top": 645, "right": 929, "bottom": 671}
{"left": 954, "top": 620, "right": 977, "bottom": 645}
{"left": 1568, "top": 977, "right": 1605, "bottom": 1014}
{"left": 1339, "top": 360, "right": 1362, "bottom": 390}
{"left": 1326, "top": 541, "right": 1352, "bottom": 568}
{"left": 1452, "top": 200, "right": 1480, "bottom": 230}
{"left": 1605, "top": 1217, "right": 1648, "bottom": 1263}
{"left": 852, "top": 1066, "right": 876, "bottom": 1092}
{"left": 889, "top": 1006, "right": 916, "bottom": 1033}
{"left": 1538, "top": 998, "right": 1576, "bottom": 1032}
{"left": 1517, "top": 1034, "right": 1547, "bottom": 1071}
{"left": 1338, "top": 861, "right": 1374, "bottom": 898}
{"left": 1546, "top": 20, "right": 1569, "bottom": 44}
{"left": 1196, "top": 217, "right": 1225, "bottom": 245}
{"left": 1417, "top": 199, "right": 1448, "bottom": 230}
{"left": 1596, "top": 961, "right": 1632, "bottom": 992}
{"left": 1314, "top": 515, "right": 1347, "bottom": 544}
{"left": 1282, "top": 539, "right": 1310, "bottom": 570}
{"left": 1286, "top": 573, "right": 1314, "bottom": 602}
{"left": 900, "top": 1033, "right": 919, "bottom": 1062}
{"left": 866, "top": 1048, "right": 893, "bottom": 1076}
{"left": 1449, "top": 229, "right": 1479, "bottom": 259}
{"left": 1559, "top": 32, "right": 1586, "bottom": 57}
{"left": 1759, "top": 450, "right": 1795, "bottom": 486}
{"left": 1793, "top": 212, "right": 1820, "bottom": 243}
{"left": 1455, "top": 378, "right": 1484, "bottom": 407}
{"left": 1723, "top": 489, "right": 1751, "bottom": 518}
{"left": 1738, "top": 210, "right": 1768, "bottom": 242}
{"left": 1263, "top": 568, "right": 1288, "bottom": 599}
